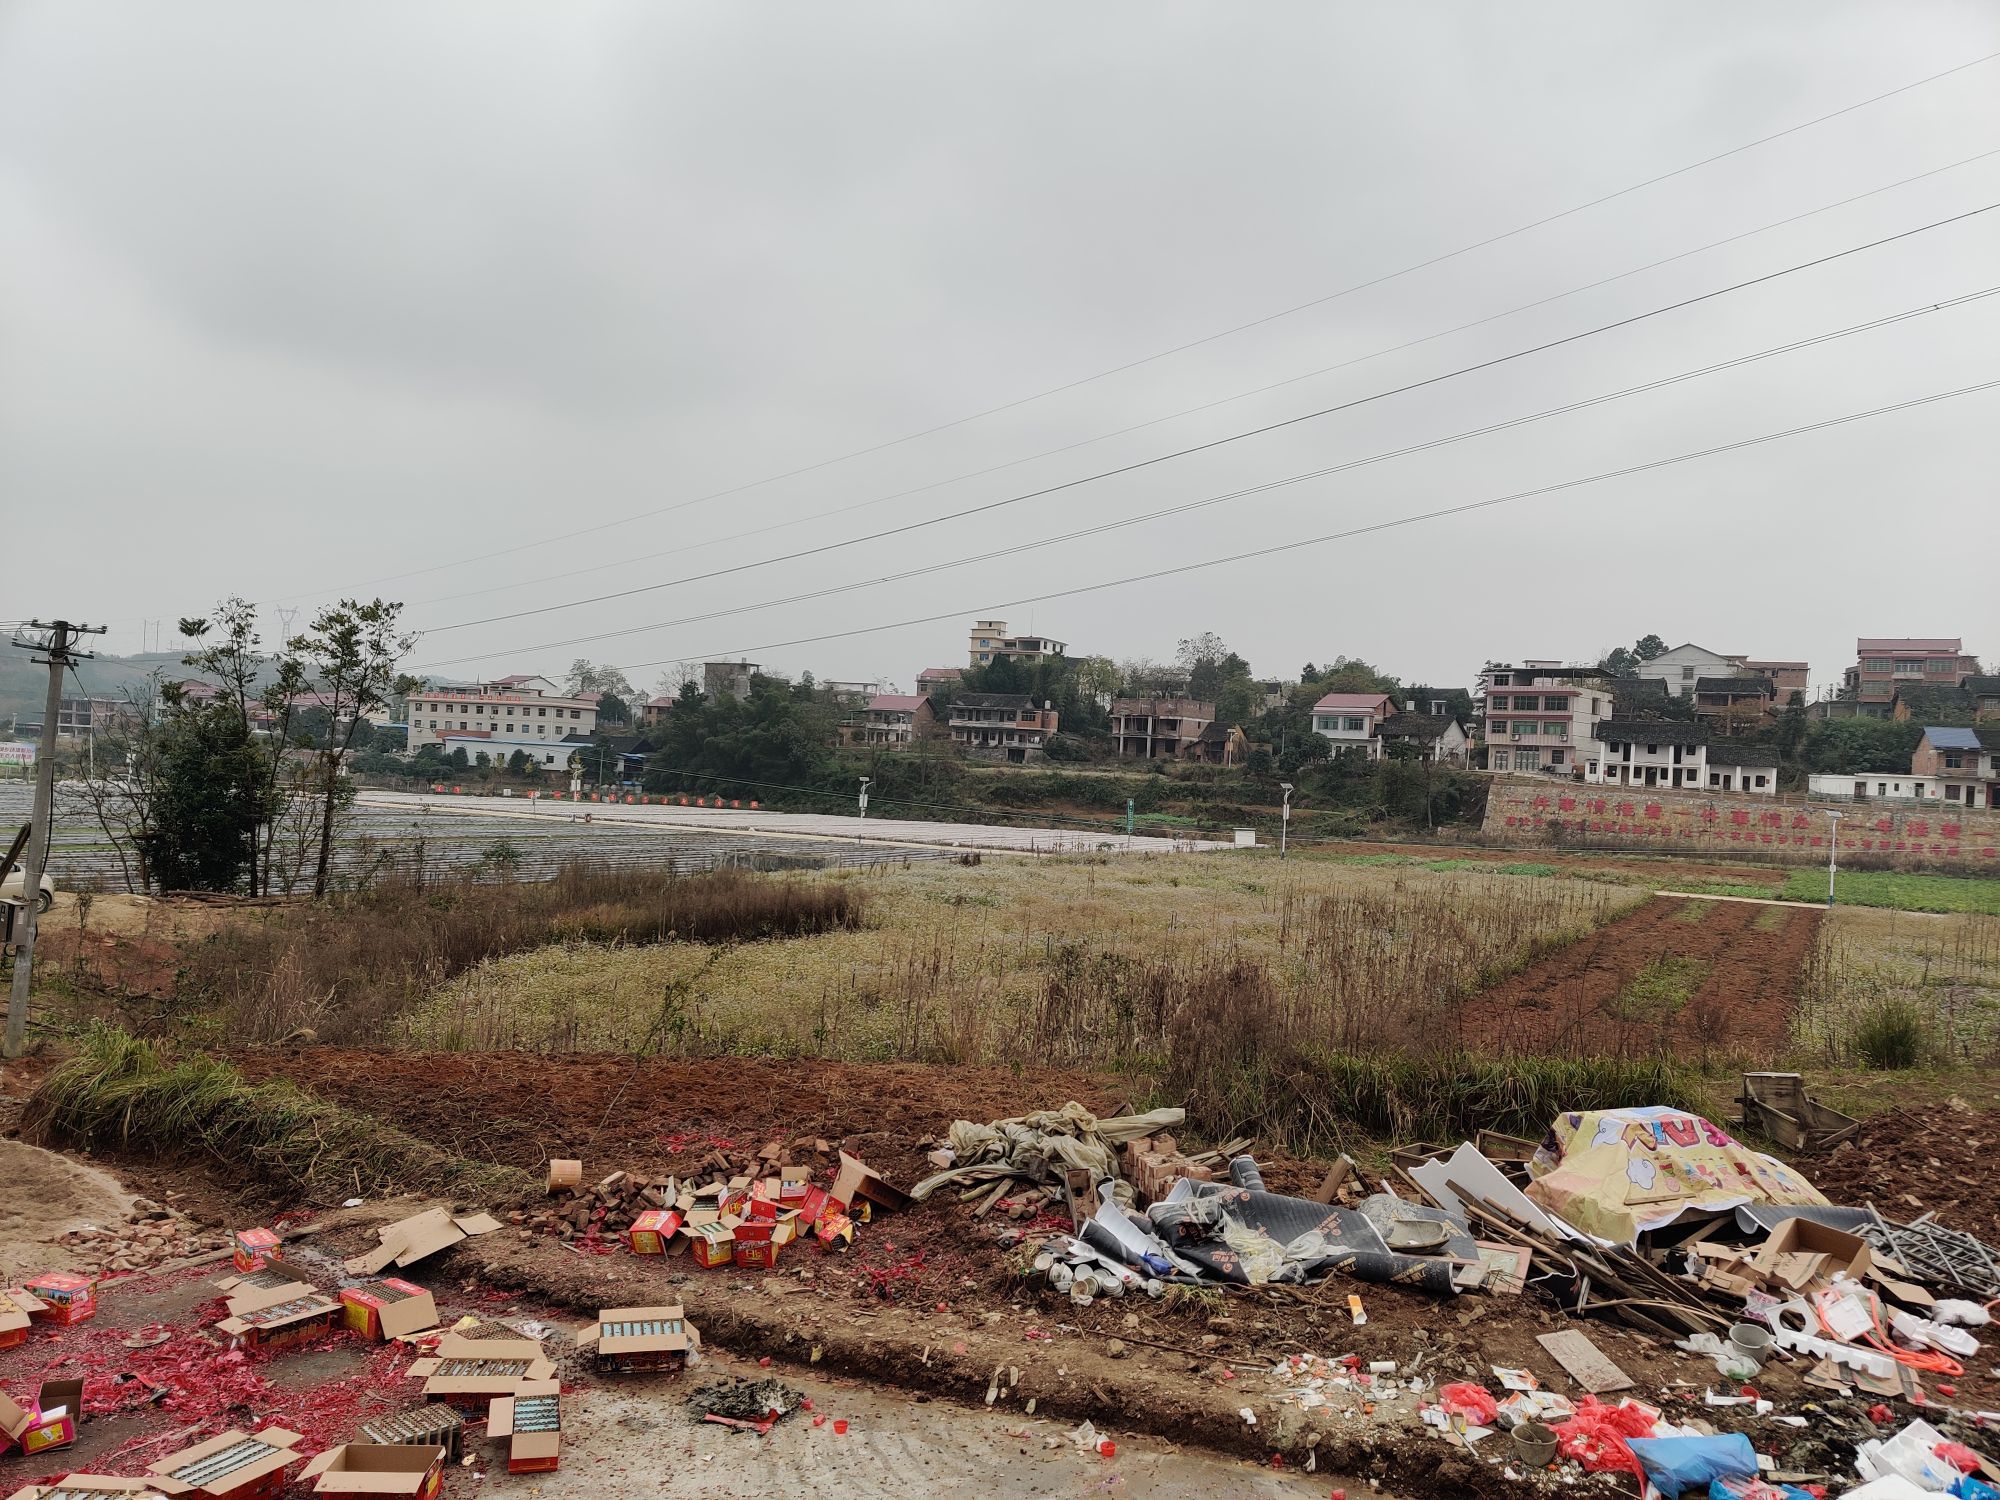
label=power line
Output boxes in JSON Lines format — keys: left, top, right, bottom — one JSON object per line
{"left": 400, "top": 145, "right": 2000, "bottom": 616}
{"left": 593, "top": 375, "right": 2000, "bottom": 675}
{"left": 270, "top": 47, "right": 2000, "bottom": 602}
{"left": 415, "top": 202, "right": 1999, "bottom": 642}
{"left": 411, "top": 285, "right": 2000, "bottom": 672}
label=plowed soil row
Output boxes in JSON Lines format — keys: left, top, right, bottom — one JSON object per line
{"left": 1458, "top": 895, "right": 1821, "bottom": 1057}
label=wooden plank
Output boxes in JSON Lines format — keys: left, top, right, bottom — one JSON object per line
{"left": 1536, "top": 1330, "right": 1634, "bottom": 1393}
{"left": 1307, "top": 1155, "right": 1356, "bottom": 1205}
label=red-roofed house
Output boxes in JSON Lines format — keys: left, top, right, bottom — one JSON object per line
{"left": 1844, "top": 637, "right": 1981, "bottom": 715}
{"left": 855, "top": 693, "right": 937, "bottom": 747}
{"left": 915, "top": 667, "right": 963, "bottom": 694}
{"left": 1310, "top": 692, "right": 1394, "bottom": 759}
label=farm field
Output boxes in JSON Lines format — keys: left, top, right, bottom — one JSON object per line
{"left": 1462, "top": 895, "right": 1820, "bottom": 1057}
{"left": 1779, "top": 866, "right": 2000, "bottom": 915}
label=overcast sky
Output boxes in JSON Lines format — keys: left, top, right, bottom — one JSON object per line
{"left": 5, "top": 2, "right": 1998, "bottom": 701}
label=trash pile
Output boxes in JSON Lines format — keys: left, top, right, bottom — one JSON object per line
{"left": 518, "top": 1145, "right": 906, "bottom": 1266}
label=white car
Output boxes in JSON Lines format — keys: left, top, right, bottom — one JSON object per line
{"left": 2, "top": 869, "right": 54, "bottom": 912}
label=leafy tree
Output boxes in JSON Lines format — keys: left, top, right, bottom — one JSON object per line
{"left": 1634, "top": 634, "right": 1668, "bottom": 661}
{"left": 597, "top": 690, "right": 632, "bottom": 726}
{"left": 506, "top": 749, "right": 531, "bottom": 775}
{"left": 290, "top": 599, "right": 416, "bottom": 897}
{"left": 448, "top": 746, "right": 470, "bottom": 771}
{"left": 1801, "top": 718, "right": 1923, "bottom": 774}
{"left": 1599, "top": 633, "right": 1671, "bottom": 676}
{"left": 1041, "top": 732, "right": 1091, "bottom": 762}
{"left": 642, "top": 673, "right": 836, "bottom": 796}
{"left": 565, "top": 659, "right": 637, "bottom": 701}
{"left": 178, "top": 597, "right": 297, "bottom": 895}
{"left": 130, "top": 699, "right": 267, "bottom": 891}
{"left": 1775, "top": 691, "right": 1808, "bottom": 761}
{"left": 1072, "top": 656, "right": 1120, "bottom": 703}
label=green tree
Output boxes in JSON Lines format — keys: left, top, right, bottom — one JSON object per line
{"left": 1802, "top": 718, "right": 1923, "bottom": 774}
{"left": 177, "top": 598, "right": 291, "bottom": 895}
{"left": 506, "top": 749, "right": 531, "bottom": 776}
{"left": 597, "top": 690, "right": 632, "bottom": 726}
{"left": 1775, "top": 691, "right": 1808, "bottom": 761}
{"left": 131, "top": 702, "right": 267, "bottom": 891}
{"left": 290, "top": 600, "right": 416, "bottom": 897}
{"left": 448, "top": 746, "right": 470, "bottom": 771}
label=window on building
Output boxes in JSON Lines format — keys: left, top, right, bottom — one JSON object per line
{"left": 1946, "top": 753, "right": 1964, "bottom": 769}
{"left": 1548, "top": 748, "right": 1565, "bottom": 766}
{"left": 1543, "top": 722, "right": 1568, "bottom": 739}
{"left": 1895, "top": 659, "right": 1923, "bottom": 673}
{"left": 1647, "top": 744, "right": 1659, "bottom": 756}
{"left": 1515, "top": 748, "right": 1540, "bottom": 770}
{"left": 1342, "top": 716, "right": 1365, "bottom": 732}
{"left": 1754, "top": 775, "right": 1767, "bottom": 788}
{"left": 1681, "top": 666, "right": 1695, "bottom": 680}
{"left": 1947, "top": 785, "right": 1962, "bottom": 801}
{"left": 1542, "top": 696, "right": 1568, "bottom": 711}
{"left": 538, "top": 707, "right": 547, "bottom": 716}
{"left": 1928, "top": 659, "right": 1954, "bottom": 674}
{"left": 1488, "top": 719, "right": 1506, "bottom": 735}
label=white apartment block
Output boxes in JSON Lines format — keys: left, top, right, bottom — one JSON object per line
{"left": 407, "top": 679, "right": 598, "bottom": 753}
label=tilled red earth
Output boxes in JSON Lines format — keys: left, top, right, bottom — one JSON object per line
{"left": 1458, "top": 896, "right": 1821, "bottom": 1057}
{"left": 1806, "top": 1103, "right": 2000, "bottom": 1245}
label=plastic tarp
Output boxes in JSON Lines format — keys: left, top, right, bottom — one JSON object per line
{"left": 1144, "top": 1182, "right": 1471, "bottom": 1293}
{"left": 908, "top": 1103, "right": 1185, "bottom": 1205}
{"left": 1525, "top": 1107, "right": 1827, "bottom": 1244}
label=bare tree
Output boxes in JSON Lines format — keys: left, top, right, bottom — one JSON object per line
{"left": 289, "top": 600, "right": 417, "bottom": 899}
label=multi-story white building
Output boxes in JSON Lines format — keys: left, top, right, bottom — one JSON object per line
{"left": 967, "top": 620, "right": 1066, "bottom": 669}
{"left": 1583, "top": 721, "right": 1777, "bottom": 795}
{"left": 406, "top": 679, "right": 598, "bottom": 753}
{"left": 1309, "top": 692, "right": 1393, "bottom": 759}
{"left": 1479, "top": 662, "right": 1611, "bottom": 775}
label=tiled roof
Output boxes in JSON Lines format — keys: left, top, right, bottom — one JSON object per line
{"left": 1695, "top": 677, "right": 1774, "bottom": 696}
{"left": 1378, "top": 712, "right": 1451, "bottom": 741}
{"left": 952, "top": 692, "right": 1036, "bottom": 710}
{"left": 867, "top": 694, "right": 927, "bottom": 713}
{"left": 1311, "top": 692, "right": 1392, "bottom": 712}
{"left": 1708, "top": 742, "right": 1780, "bottom": 767}
{"left": 1858, "top": 637, "right": 1962, "bottom": 653}
{"left": 1593, "top": 719, "right": 1708, "bottom": 746}
{"left": 1963, "top": 676, "right": 2000, "bottom": 695}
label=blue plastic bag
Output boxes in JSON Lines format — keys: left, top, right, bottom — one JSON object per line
{"left": 1709, "top": 1478, "right": 1815, "bottom": 1500}
{"left": 1952, "top": 1477, "right": 2000, "bottom": 1500}
{"left": 1626, "top": 1433, "right": 1758, "bottom": 1499}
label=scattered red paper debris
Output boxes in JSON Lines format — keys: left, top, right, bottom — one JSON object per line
{"left": 1022, "top": 1328, "right": 1051, "bottom": 1342}
{"left": 1869, "top": 1404, "right": 1892, "bottom": 1423}
{"left": 811, "top": 1415, "right": 825, "bottom": 1428}
{"left": 1940, "top": 1383, "right": 1958, "bottom": 1396}
{"left": 757, "top": 1356, "right": 772, "bottom": 1368}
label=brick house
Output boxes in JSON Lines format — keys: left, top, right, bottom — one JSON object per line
{"left": 948, "top": 693, "right": 1058, "bottom": 762}
{"left": 1376, "top": 712, "right": 1470, "bottom": 765}
{"left": 1844, "top": 637, "right": 1981, "bottom": 716}
{"left": 1693, "top": 676, "right": 1776, "bottom": 725}
{"left": 1480, "top": 663, "right": 1612, "bottom": 775}
{"left": 1910, "top": 726, "right": 2000, "bottom": 809}
{"left": 1110, "top": 697, "right": 1214, "bottom": 760}
{"left": 1185, "top": 720, "right": 1248, "bottom": 766}
{"left": 854, "top": 693, "right": 936, "bottom": 747}
{"left": 1309, "top": 692, "right": 1394, "bottom": 759}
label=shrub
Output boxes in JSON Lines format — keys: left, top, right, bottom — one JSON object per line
{"left": 1852, "top": 995, "right": 1927, "bottom": 1069}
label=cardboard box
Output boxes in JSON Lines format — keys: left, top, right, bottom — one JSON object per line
{"left": 688, "top": 1222, "right": 734, "bottom": 1268}
{"left": 340, "top": 1279, "right": 439, "bottom": 1341}
{"left": 300, "top": 1445, "right": 445, "bottom": 1500}
{"left": 778, "top": 1165, "right": 812, "bottom": 1205}
{"left": 625, "top": 1211, "right": 680, "bottom": 1256}
{"left": 486, "top": 1383, "right": 561, "bottom": 1474}
{"left": 146, "top": 1426, "right": 305, "bottom": 1500}
{"left": 230, "top": 1229, "right": 281, "bottom": 1274}
{"left": 732, "top": 1221, "right": 778, "bottom": 1269}
{"left": 356, "top": 1405, "right": 463, "bottom": 1462}
{"left": 574, "top": 1305, "right": 699, "bottom": 1374}
{"left": 7, "top": 1477, "right": 179, "bottom": 1500}
{"left": 344, "top": 1209, "right": 501, "bottom": 1276}
{"left": 23, "top": 1274, "right": 95, "bottom": 1327}
{"left": 1749, "top": 1218, "right": 1877, "bottom": 1292}
{"left": 795, "top": 1185, "right": 831, "bottom": 1227}
{"left": 830, "top": 1151, "right": 911, "bottom": 1213}
{"left": 214, "top": 1290, "right": 342, "bottom": 1350}
{"left": 404, "top": 1335, "right": 555, "bottom": 1410}
{"left": 0, "top": 1288, "right": 47, "bottom": 1349}
{"left": 1, "top": 1379, "right": 83, "bottom": 1458}
{"left": 545, "top": 1160, "right": 581, "bottom": 1195}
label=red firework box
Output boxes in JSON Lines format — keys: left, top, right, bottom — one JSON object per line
{"left": 625, "top": 1211, "right": 680, "bottom": 1256}
{"left": 231, "top": 1228, "right": 281, "bottom": 1274}
{"left": 339, "top": 1279, "right": 439, "bottom": 1341}
{"left": 687, "top": 1222, "right": 734, "bottom": 1268}
{"left": 0, "top": 1378, "right": 84, "bottom": 1457}
{"left": 23, "top": 1273, "right": 95, "bottom": 1327}
{"left": 778, "top": 1165, "right": 812, "bottom": 1206}
{"left": 731, "top": 1220, "right": 778, "bottom": 1269}
{"left": 0, "top": 1287, "right": 47, "bottom": 1349}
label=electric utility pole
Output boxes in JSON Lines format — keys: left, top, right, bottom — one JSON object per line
{"left": 6, "top": 620, "right": 106, "bottom": 1057}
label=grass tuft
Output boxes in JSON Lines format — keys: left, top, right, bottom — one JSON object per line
{"left": 1851, "top": 996, "right": 1928, "bottom": 1070}
{"left": 25, "top": 1024, "right": 533, "bottom": 1205}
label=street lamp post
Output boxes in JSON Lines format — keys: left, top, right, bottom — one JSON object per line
{"left": 1826, "top": 809, "right": 1842, "bottom": 907}
{"left": 857, "top": 776, "right": 872, "bottom": 820}
{"left": 1279, "top": 782, "right": 1294, "bottom": 859}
